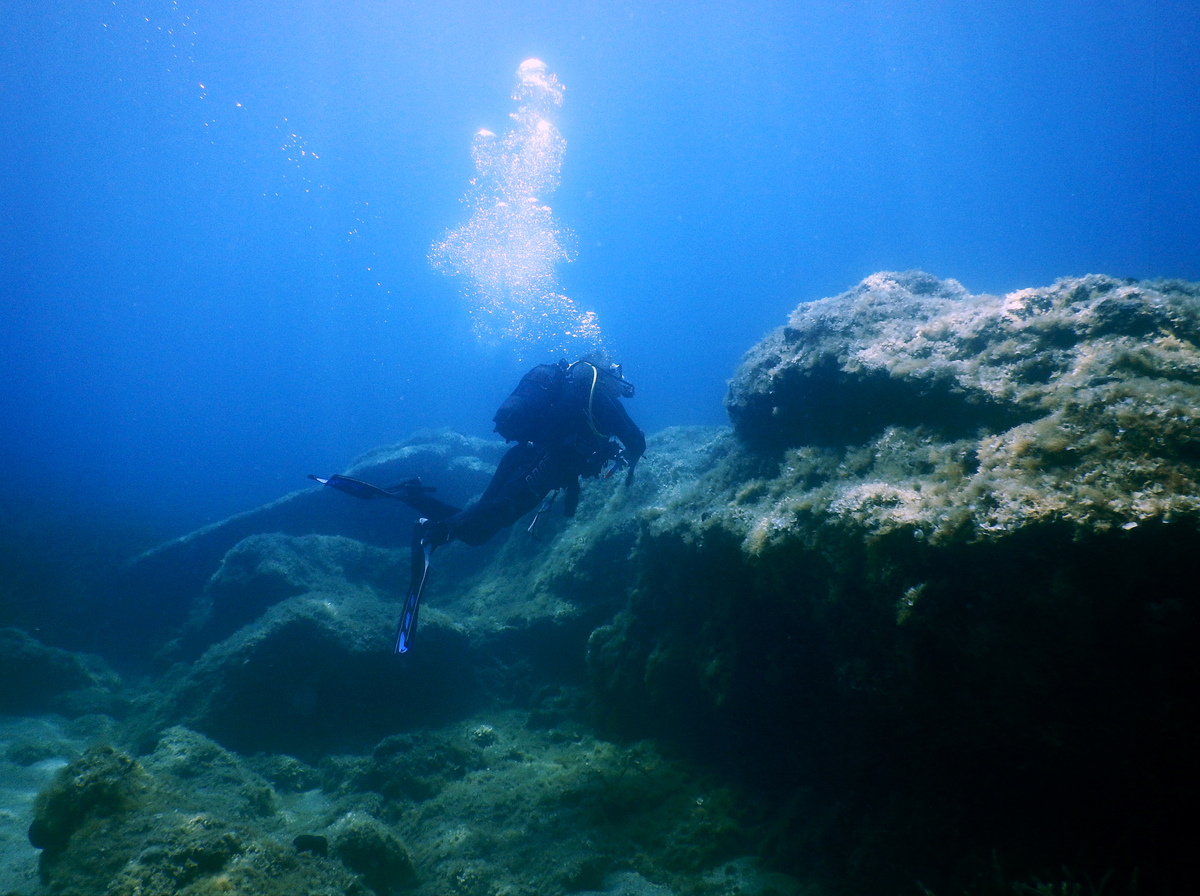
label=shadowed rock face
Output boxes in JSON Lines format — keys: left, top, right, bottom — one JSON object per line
{"left": 0, "top": 628, "right": 124, "bottom": 717}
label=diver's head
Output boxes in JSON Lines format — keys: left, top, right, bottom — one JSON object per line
{"left": 574, "top": 350, "right": 635, "bottom": 398}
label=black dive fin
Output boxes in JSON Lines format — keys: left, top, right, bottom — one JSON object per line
{"left": 309, "top": 473, "right": 397, "bottom": 500}
{"left": 394, "top": 521, "right": 435, "bottom": 654}
{"left": 311, "top": 473, "right": 460, "bottom": 520}
{"left": 385, "top": 478, "right": 436, "bottom": 496}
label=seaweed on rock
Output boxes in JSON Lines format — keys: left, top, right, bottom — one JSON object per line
{"left": 27, "top": 273, "right": 1200, "bottom": 896}
{"left": 593, "top": 272, "right": 1200, "bottom": 893}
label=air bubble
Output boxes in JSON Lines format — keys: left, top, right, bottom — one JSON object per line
{"left": 430, "top": 61, "right": 600, "bottom": 353}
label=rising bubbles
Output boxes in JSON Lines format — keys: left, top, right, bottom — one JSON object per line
{"left": 430, "top": 60, "right": 601, "bottom": 354}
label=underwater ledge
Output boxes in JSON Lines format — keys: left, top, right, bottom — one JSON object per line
{"left": 12, "top": 271, "right": 1200, "bottom": 896}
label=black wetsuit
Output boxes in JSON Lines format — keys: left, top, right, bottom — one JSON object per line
{"left": 401, "top": 364, "right": 645, "bottom": 546}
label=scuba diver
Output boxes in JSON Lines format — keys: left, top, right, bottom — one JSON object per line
{"left": 310, "top": 355, "right": 645, "bottom": 654}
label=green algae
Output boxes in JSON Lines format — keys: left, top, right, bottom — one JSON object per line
{"left": 23, "top": 713, "right": 794, "bottom": 896}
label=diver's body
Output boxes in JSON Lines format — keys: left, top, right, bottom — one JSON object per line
{"left": 312, "top": 356, "right": 645, "bottom": 653}
{"left": 409, "top": 362, "right": 645, "bottom": 547}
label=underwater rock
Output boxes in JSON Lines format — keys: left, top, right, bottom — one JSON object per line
{"left": 141, "top": 562, "right": 478, "bottom": 757}
{"left": 26, "top": 706, "right": 796, "bottom": 896}
{"left": 0, "top": 627, "right": 124, "bottom": 717}
{"left": 181, "top": 533, "right": 408, "bottom": 655}
{"left": 356, "top": 730, "right": 486, "bottom": 802}
{"left": 27, "top": 728, "right": 368, "bottom": 896}
{"left": 728, "top": 270, "right": 1200, "bottom": 459}
{"left": 356, "top": 710, "right": 782, "bottom": 896}
{"left": 588, "top": 272, "right": 1200, "bottom": 893}
{"left": 328, "top": 810, "right": 418, "bottom": 894}
{"left": 716, "top": 270, "right": 1200, "bottom": 543}
{"left": 27, "top": 743, "right": 146, "bottom": 858}
{"left": 250, "top": 752, "right": 324, "bottom": 793}
{"left": 152, "top": 595, "right": 474, "bottom": 758}
{"left": 141, "top": 726, "right": 278, "bottom": 816}
{"left": 107, "top": 429, "right": 507, "bottom": 666}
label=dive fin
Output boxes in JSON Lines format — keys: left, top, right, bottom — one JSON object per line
{"left": 311, "top": 473, "right": 461, "bottom": 520}
{"left": 395, "top": 520, "right": 435, "bottom": 654}
{"left": 386, "top": 478, "right": 436, "bottom": 496}
{"left": 309, "top": 473, "right": 398, "bottom": 500}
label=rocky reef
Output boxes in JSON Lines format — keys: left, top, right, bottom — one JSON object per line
{"left": 6, "top": 272, "right": 1199, "bottom": 895}
{"left": 593, "top": 271, "right": 1200, "bottom": 892}
{"left": 23, "top": 715, "right": 788, "bottom": 896}
{"left": 28, "top": 728, "right": 375, "bottom": 895}
{"left": 726, "top": 270, "right": 1200, "bottom": 533}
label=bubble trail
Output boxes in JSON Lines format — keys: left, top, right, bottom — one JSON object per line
{"left": 430, "top": 60, "right": 602, "bottom": 354}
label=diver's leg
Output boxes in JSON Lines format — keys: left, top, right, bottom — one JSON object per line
{"left": 442, "top": 494, "right": 538, "bottom": 545}
{"left": 440, "top": 446, "right": 552, "bottom": 545}
{"left": 405, "top": 443, "right": 538, "bottom": 545}
{"left": 478, "top": 444, "right": 537, "bottom": 501}
{"left": 390, "top": 482, "right": 462, "bottom": 521}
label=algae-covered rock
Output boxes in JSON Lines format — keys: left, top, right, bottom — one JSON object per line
{"left": 181, "top": 533, "right": 409, "bottom": 655}
{"left": 588, "top": 272, "right": 1200, "bottom": 893}
{"left": 328, "top": 810, "right": 418, "bottom": 894}
{"left": 27, "top": 728, "right": 369, "bottom": 896}
{"left": 248, "top": 752, "right": 324, "bottom": 793}
{"left": 361, "top": 731, "right": 486, "bottom": 802}
{"left": 103, "top": 815, "right": 245, "bottom": 896}
{"left": 106, "top": 429, "right": 508, "bottom": 668}
{"left": 726, "top": 270, "right": 1200, "bottom": 535}
{"left": 26, "top": 709, "right": 778, "bottom": 896}
{"left": 146, "top": 579, "right": 477, "bottom": 757}
{"left": 358, "top": 711, "right": 773, "bottom": 896}
{"left": 27, "top": 744, "right": 147, "bottom": 859}
{"left": 142, "top": 727, "right": 279, "bottom": 817}
{"left": 0, "top": 628, "right": 124, "bottom": 717}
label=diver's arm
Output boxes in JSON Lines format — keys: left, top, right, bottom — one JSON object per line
{"left": 593, "top": 394, "right": 645, "bottom": 482}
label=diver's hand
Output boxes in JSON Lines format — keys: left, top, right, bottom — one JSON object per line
{"left": 624, "top": 462, "right": 636, "bottom": 487}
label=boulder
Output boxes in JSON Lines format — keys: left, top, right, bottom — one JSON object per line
{"left": 589, "top": 272, "right": 1200, "bottom": 893}
{"left": 27, "top": 729, "right": 371, "bottom": 896}
{"left": 328, "top": 810, "right": 419, "bottom": 894}
{"left": 181, "top": 533, "right": 408, "bottom": 654}
{"left": 142, "top": 545, "right": 478, "bottom": 757}
{"left": 728, "top": 270, "right": 1200, "bottom": 451}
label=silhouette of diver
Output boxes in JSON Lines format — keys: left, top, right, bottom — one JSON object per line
{"left": 310, "top": 355, "right": 645, "bottom": 653}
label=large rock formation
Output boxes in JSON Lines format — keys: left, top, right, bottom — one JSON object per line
{"left": 105, "top": 430, "right": 509, "bottom": 667}
{"left": 128, "top": 427, "right": 721, "bottom": 758}
{"left": 24, "top": 271, "right": 1199, "bottom": 896}
{"left": 725, "top": 270, "right": 1200, "bottom": 534}
{"left": 589, "top": 271, "right": 1200, "bottom": 893}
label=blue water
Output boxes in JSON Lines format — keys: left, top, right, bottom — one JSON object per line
{"left": 2, "top": 0, "right": 1198, "bottom": 536}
